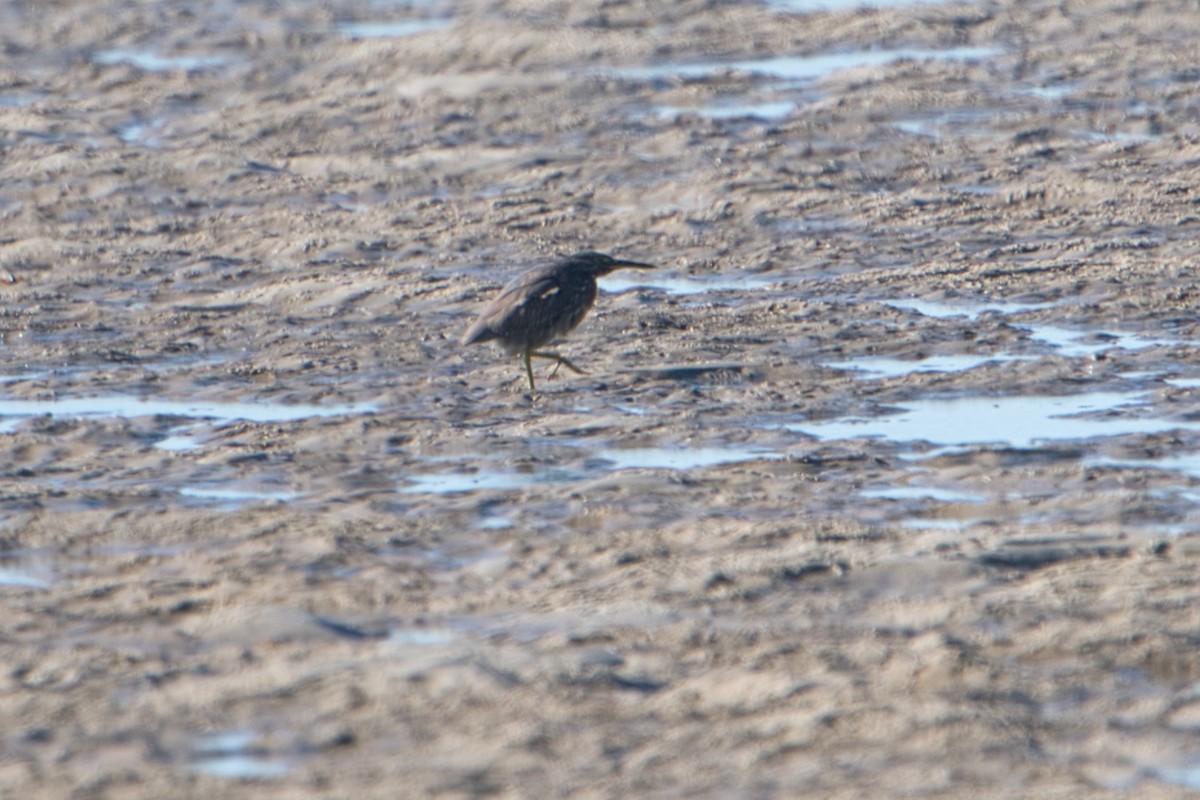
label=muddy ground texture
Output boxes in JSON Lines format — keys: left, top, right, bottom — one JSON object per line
{"left": 4, "top": 0, "right": 1200, "bottom": 796}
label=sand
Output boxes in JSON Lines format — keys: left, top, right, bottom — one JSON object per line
{"left": 3, "top": 0, "right": 1200, "bottom": 796}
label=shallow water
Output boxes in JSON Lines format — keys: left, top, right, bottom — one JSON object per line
{"left": 0, "top": 395, "right": 374, "bottom": 425}
{"left": 594, "top": 446, "right": 782, "bottom": 470}
{"left": 0, "top": 567, "right": 50, "bottom": 589}
{"left": 401, "top": 467, "right": 584, "bottom": 494}
{"left": 769, "top": 0, "right": 962, "bottom": 9}
{"left": 92, "top": 50, "right": 230, "bottom": 72}
{"left": 156, "top": 431, "right": 203, "bottom": 451}
{"left": 1021, "top": 322, "right": 1175, "bottom": 358}
{"left": 892, "top": 110, "right": 1004, "bottom": 138}
{"left": 795, "top": 391, "right": 1193, "bottom": 448}
{"left": 883, "top": 297, "right": 1063, "bottom": 320}
{"left": 652, "top": 100, "right": 795, "bottom": 121}
{"left": 598, "top": 272, "right": 776, "bottom": 296}
{"left": 190, "top": 731, "right": 292, "bottom": 780}
{"left": 826, "top": 353, "right": 1024, "bottom": 378}
{"left": 402, "top": 445, "right": 782, "bottom": 494}
{"left": 882, "top": 297, "right": 1178, "bottom": 360}
{"left": 859, "top": 485, "right": 986, "bottom": 503}
{"left": 609, "top": 46, "right": 1001, "bottom": 84}
{"left": 333, "top": 19, "right": 450, "bottom": 38}
{"left": 1151, "top": 765, "right": 1200, "bottom": 792}
{"left": 1087, "top": 453, "right": 1200, "bottom": 483}
{"left": 388, "top": 628, "right": 459, "bottom": 646}
{"left": 178, "top": 486, "right": 302, "bottom": 506}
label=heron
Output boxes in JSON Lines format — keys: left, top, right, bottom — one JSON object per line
{"left": 461, "top": 251, "right": 655, "bottom": 391}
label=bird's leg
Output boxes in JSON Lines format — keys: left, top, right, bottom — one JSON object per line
{"left": 531, "top": 350, "right": 587, "bottom": 377}
{"left": 522, "top": 348, "right": 537, "bottom": 392}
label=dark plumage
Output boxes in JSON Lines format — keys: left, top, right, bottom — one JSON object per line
{"left": 461, "top": 251, "right": 654, "bottom": 391}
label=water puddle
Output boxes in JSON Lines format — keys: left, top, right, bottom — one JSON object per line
{"left": 883, "top": 297, "right": 1176, "bottom": 358}
{"left": 652, "top": 100, "right": 795, "bottom": 121}
{"left": 334, "top": 18, "right": 450, "bottom": 39}
{"left": 860, "top": 485, "right": 985, "bottom": 503}
{"left": 92, "top": 49, "right": 230, "bottom": 72}
{"left": 899, "top": 516, "right": 986, "bottom": 531}
{"left": 116, "top": 117, "right": 166, "bottom": 147}
{"left": 0, "top": 395, "right": 374, "bottom": 427}
{"left": 892, "top": 110, "right": 1005, "bottom": 138}
{"left": 1021, "top": 323, "right": 1174, "bottom": 358}
{"left": 156, "top": 431, "right": 203, "bottom": 451}
{"left": 769, "top": 0, "right": 962, "bottom": 9}
{"left": 795, "top": 390, "right": 1200, "bottom": 448}
{"left": 1087, "top": 453, "right": 1200, "bottom": 483}
{"left": 178, "top": 486, "right": 302, "bottom": 506}
{"left": 599, "top": 272, "right": 775, "bottom": 296}
{"left": 388, "top": 627, "right": 459, "bottom": 646}
{"left": 190, "top": 731, "right": 292, "bottom": 780}
{"left": 884, "top": 297, "right": 1062, "bottom": 320}
{"left": 826, "top": 353, "right": 1023, "bottom": 379}
{"left": 594, "top": 446, "right": 781, "bottom": 471}
{"left": 403, "top": 445, "right": 782, "bottom": 494}
{"left": 0, "top": 567, "right": 50, "bottom": 589}
{"left": 401, "top": 467, "right": 584, "bottom": 495}
{"left": 608, "top": 46, "right": 1001, "bottom": 84}
{"left": 1076, "top": 128, "right": 1161, "bottom": 144}
{"left": 1152, "top": 763, "right": 1200, "bottom": 790}
{"left": 0, "top": 92, "right": 42, "bottom": 108}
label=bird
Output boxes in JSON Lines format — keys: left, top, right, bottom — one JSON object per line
{"left": 461, "top": 251, "right": 655, "bottom": 392}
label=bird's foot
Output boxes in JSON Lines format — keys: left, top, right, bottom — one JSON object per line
{"left": 532, "top": 350, "right": 586, "bottom": 377}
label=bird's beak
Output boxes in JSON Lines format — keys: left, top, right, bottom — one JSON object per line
{"left": 614, "top": 258, "right": 655, "bottom": 269}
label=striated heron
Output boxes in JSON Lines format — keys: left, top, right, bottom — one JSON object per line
{"left": 461, "top": 251, "right": 655, "bottom": 391}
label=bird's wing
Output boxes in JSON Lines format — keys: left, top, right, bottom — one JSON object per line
{"left": 461, "top": 268, "right": 564, "bottom": 346}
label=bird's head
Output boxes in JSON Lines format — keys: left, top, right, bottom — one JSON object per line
{"left": 567, "top": 251, "right": 655, "bottom": 277}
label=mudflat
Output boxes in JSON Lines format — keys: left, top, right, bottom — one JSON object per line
{"left": 3, "top": 0, "right": 1200, "bottom": 796}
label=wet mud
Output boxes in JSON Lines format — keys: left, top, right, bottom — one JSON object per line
{"left": 4, "top": 0, "right": 1200, "bottom": 796}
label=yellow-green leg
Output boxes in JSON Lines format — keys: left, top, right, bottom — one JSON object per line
{"left": 533, "top": 350, "right": 586, "bottom": 377}
{"left": 522, "top": 348, "right": 537, "bottom": 392}
{"left": 521, "top": 349, "right": 586, "bottom": 391}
